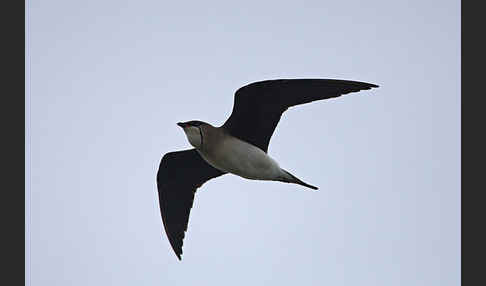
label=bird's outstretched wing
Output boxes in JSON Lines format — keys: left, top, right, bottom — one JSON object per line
{"left": 222, "top": 79, "right": 379, "bottom": 152}
{"left": 156, "top": 149, "right": 225, "bottom": 260}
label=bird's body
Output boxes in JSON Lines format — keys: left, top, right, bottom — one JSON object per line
{"left": 156, "top": 78, "right": 379, "bottom": 260}
{"left": 196, "top": 124, "right": 284, "bottom": 181}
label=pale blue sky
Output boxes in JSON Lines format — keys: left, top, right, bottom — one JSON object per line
{"left": 28, "top": 0, "right": 460, "bottom": 285}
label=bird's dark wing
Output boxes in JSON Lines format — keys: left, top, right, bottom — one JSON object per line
{"left": 222, "top": 79, "right": 379, "bottom": 152}
{"left": 156, "top": 149, "right": 225, "bottom": 260}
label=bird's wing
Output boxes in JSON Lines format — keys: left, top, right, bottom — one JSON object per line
{"left": 156, "top": 149, "right": 225, "bottom": 260}
{"left": 222, "top": 79, "right": 379, "bottom": 152}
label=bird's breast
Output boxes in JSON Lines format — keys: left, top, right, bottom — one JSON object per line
{"left": 198, "top": 136, "right": 281, "bottom": 180}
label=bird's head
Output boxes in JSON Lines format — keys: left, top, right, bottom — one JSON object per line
{"left": 177, "top": 120, "right": 209, "bottom": 149}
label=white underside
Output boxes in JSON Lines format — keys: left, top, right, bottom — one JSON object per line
{"left": 198, "top": 136, "right": 283, "bottom": 181}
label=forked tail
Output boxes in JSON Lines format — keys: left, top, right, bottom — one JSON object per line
{"left": 280, "top": 169, "right": 318, "bottom": 190}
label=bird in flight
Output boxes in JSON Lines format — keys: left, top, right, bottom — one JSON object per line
{"left": 156, "top": 79, "right": 379, "bottom": 260}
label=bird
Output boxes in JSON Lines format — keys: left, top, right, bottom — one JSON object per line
{"left": 156, "top": 78, "right": 379, "bottom": 260}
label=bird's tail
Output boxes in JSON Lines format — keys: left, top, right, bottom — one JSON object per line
{"left": 279, "top": 169, "right": 318, "bottom": 190}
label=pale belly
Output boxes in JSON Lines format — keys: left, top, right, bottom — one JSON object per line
{"left": 198, "top": 137, "right": 282, "bottom": 181}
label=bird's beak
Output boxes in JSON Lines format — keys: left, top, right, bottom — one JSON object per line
{"left": 177, "top": 122, "right": 186, "bottom": 128}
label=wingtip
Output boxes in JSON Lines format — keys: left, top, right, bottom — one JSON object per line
{"left": 362, "top": 83, "right": 379, "bottom": 92}
{"left": 303, "top": 183, "right": 319, "bottom": 190}
{"left": 364, "top": 82, "right": 379, "bottom": 89}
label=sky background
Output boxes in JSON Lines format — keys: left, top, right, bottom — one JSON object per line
{"left": 28, "top": 0, "right": 460, "bottom": 285}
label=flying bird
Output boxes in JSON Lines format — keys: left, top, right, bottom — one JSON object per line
{"left": 156, "top": 79, "right": 378, "bottom": 260}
